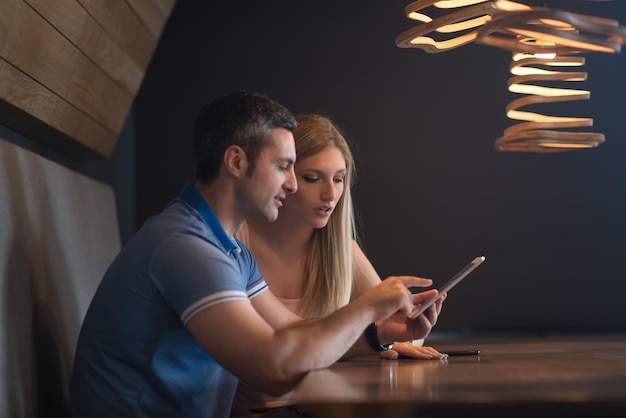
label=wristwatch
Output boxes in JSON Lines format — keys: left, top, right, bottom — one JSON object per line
{"left": 365, "top": 323, "right": 393, "bottom": 352}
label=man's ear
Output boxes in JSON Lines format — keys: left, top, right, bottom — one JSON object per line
{"left": 223, "top": 145, "right": 248, "bottom": 178}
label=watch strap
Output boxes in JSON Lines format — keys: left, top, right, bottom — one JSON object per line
{"left": 365, "top": 322, "right": 392, "bottom": 352}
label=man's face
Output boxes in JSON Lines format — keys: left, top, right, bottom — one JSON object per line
{"left": 238, "top": 128, "right": 297, "bottom": 222}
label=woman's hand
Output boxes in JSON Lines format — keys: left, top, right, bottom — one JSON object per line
{"left": 379, "top": 340, "right": 447, "bottom": 360}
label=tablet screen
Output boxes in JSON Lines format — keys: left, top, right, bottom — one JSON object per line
{"left": 408, "top": 256, "right": 485, "bottom": 319}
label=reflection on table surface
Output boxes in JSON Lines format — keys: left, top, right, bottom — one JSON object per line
{"left": 289, "top": 333, "right": 626, "bottom": 418}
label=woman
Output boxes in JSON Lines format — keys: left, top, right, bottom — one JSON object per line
{"left": 231, "top": 114, "right": 445, "bottom": 417}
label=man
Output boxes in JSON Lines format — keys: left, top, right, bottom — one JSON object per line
{"left": 71, "top": 91, "right": 442, "bottom": 418}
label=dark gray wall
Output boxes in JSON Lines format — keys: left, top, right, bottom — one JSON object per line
{"left": 134, "top": 0, "right": 626, "bottom": 333}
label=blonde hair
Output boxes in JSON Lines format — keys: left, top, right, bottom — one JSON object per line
{"left": 294, "top": 114, "right": 357, "bottom": 318}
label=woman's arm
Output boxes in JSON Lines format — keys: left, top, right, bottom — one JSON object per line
{"left": 351, "top": 240, "right": 447, "bottom": 360}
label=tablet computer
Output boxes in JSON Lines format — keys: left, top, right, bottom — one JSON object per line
{"left": 408, "top": 255, "right": 485, "bottom": 319}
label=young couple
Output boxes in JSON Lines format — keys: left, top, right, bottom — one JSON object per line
{"left": 231, "top": 112, "right": 446, "bottom": 417}
{"left": 70, "top": 91, "right": 446, "bottom": 418}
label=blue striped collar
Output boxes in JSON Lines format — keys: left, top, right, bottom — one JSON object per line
{"left": 179, "top": 183, "right": 239, "bottom": 255}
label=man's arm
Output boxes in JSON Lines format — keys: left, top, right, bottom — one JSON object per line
{"left": 250, "top": 277, "right": 439, "bottom": 360}
{"left": 186, "top": 276, "right": 437, "bottom": 396}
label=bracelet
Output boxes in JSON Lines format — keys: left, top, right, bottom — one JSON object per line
{"left": 364, "top": 323, "right": 393, "bottom": 352}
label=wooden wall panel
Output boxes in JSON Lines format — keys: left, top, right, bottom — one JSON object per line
{"left": 67, "top": 54, "right": 132, "bottom": 135}
{"left": 78, "top": 0, "right": 156, "bottom": 70}
{"left": 0, "top": 58, "right": 116, "bottom": 157}
{"left": 154, "top": 0, "right": 176, "bottom": 17}
{"left": 24, "top": 0, "right": 88, "bottom": 45}
{"left": 127, "top": 0, "right": 168, "bottom": 39}
{"left": 0, "top": 0, "right": 176, "bottom": 159}
{"left": 79, "top": 15, "right": 144, "bottom": 96}
{"left": 0, "top": 0, "right": 79, "bottom": 97}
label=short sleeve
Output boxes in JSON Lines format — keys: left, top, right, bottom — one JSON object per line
{"left": 150, "top": 233, "right": 252, "bottom": 324}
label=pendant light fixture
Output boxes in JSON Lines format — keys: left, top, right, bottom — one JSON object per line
{"left": 396, "top": 1, "right": 532, "bottom": 52}
{"left": 395, "top": 0, "right": 626, "bottom": 152}
{"left": 476, "top": 8, "right": 626, "bottom": 151}
{"left": 495, "top": 51, "right": 605, "bottom": 152}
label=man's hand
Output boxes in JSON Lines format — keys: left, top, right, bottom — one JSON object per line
{"left": 357, "top": 276, "right": 436, "bottom": 322}
{"left": 378, "top": 292, "right": 447, "bottom": 344}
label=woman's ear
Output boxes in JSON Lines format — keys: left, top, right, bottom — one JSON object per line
{"left": 223, "top": 145, "right": 248, "bottom": 178}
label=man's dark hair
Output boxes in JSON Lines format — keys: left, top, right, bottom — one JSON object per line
{"left": 193, "top": 91, "right": 297, "bottom": 183}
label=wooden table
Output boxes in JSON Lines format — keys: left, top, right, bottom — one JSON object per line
{"left": 287, "top": 333, "right": 626, "bottom": 418}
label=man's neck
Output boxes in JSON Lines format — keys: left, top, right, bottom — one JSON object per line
{"left": 193, "top": 180, "right": 243, "bottom": 237}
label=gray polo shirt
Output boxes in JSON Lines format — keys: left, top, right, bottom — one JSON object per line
{"left": 71, "top": 184, "right": 267, "bottom": 418}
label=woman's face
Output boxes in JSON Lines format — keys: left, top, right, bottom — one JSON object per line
{"left": 281, "top": 145, "right": 347, "bottom": 229}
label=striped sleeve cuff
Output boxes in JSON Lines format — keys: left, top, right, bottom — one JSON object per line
{"left": 182, "top": 290, "right": 248, "bottom": 324}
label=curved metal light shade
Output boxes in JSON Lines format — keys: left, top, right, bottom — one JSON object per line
{"left": 494, "top": 52, "right": 605, "bottom": 152}
{"left": 477, "top": 9, "right": 626, "bottom": 151}
{"left": 475, "top": 8, "right": 626, "bottom": 54}
{"left": 395, "top": 0, "right": 519, "bottom": 53}
{"left": 395, "top": 1, "right": 626, "bottom": 152}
